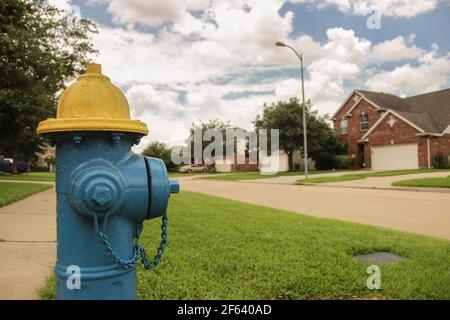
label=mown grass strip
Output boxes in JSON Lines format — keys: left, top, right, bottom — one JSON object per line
{"left": 0, "top": 182, "right": 53, "bottom": 207}
{"left": 0, "top": 172, "right": 55, "bottom": 182}
{"left": 392, "top": 176, "right": 450, "bottom": 188}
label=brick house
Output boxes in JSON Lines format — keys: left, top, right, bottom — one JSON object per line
{"left": 35, "top": 144, "right": 56, "bottom": 171}
{"left": 332, "top": 88, "right": 450, "bottom": 170}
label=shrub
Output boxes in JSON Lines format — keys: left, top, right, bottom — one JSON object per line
{"left": 315, "top": 153, "right": 351, "bottom": 170}
{"left": 434, "top": 154, "right": 450, "bottom": 169}
{"left": 314, "top": 152, "right": 335, "bottom": 170}
{"left": 333, "top": 155, "right": 351, "bottom": 169}
{"left": 32, "top": 166, "right": 50, "bottom": 172}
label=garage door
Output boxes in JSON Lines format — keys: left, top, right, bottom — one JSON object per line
{"left": 371, "top": 143, "right": 419, "bottom": 171}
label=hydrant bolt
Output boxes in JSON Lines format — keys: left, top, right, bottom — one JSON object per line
{"left": 91, "top": 186, "right": 112, "bottom": 207}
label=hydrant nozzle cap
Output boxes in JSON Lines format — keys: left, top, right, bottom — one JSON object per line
{"left": 36, "top": 63, "right": 148, "bottom": 136}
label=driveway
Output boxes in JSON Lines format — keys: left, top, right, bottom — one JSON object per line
{"left": 0, "top": 189, "right": 56, "bottom": 300}
{"left": 179, "top": 178, "right": 450, "bottom": 240}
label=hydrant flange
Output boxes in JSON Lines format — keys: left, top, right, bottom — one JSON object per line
{"left": 69, "top": 159, "right": 126, "bottom": 218}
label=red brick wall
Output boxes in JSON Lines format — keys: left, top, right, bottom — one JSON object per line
{"left": 366, "top": 113, "right": 428, "bottom": 167}
{"left": 333, "top": 93, "right": 359, "bottom": 136}
{"left": 231, "top": 164, "right": 258, "bottom": 172}
{"left": 333, "top": 93, "right": 382, "bottom": 168}
{"left": 430, "top": 134, "right": 450, "bottom": 166}
{"left": 231, "top": 155, "right": 258, "bottom": 172}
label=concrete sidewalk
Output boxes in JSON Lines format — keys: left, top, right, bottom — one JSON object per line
{"left": 0, "top": 188, "right": 56, "bottom": 300}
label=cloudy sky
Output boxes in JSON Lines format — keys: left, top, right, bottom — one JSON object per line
{"left": 49, "top": 0, "right": 450, "bottom": 149}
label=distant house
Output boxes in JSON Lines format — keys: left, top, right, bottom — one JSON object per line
{"left": 258, "top": 150, "right": 315, "bottom": 174}
{"left": 332, "top": 88, "right": 450, "bottom": 170}
{"left": 35, "top": 144, "right": 55, "bottom": 171}
{"left": 214, "top": 155, "right": 258, "bottom": 173}
{"left": 258, "top": 150, "right": 290, "bottom": 174}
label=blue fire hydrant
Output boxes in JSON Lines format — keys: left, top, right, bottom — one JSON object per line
{"left": 36, "top": 63, "right": 179, "bottom": 299}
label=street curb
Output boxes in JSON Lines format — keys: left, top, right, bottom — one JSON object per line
{"left": 294, "top": 183, "right": 450, "bottom": 193}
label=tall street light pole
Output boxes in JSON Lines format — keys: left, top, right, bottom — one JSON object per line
{"left": 275, "top": 41, "right": 309, "bottom": 179}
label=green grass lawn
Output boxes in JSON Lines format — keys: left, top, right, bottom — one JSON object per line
{"left": 0, "top": 172, "right": 55, "bottom": 182}
{"left": 202, "top": 170, "right": 350, "bottom": 181}
{"left": 0, "top": 182, "right": 53, "bottom": 207}
{"left": 297, "top": 169, "right": 450, "bottom": 184}
{"left": 39, "top": 191, "right": 450, "bottom": 300}
{"left": 365, "top": 168, "right": 449, "bottom": 177}
{"left": 392, "top": 176, "right": 450, "bottom": 188}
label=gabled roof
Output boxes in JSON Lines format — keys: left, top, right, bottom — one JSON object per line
{"left": 405, "top": 89, "right": 450, "bottom": 133}
{"left": 353, "top": 88, "right": 450, "bottom": 134}
{"left": 356, "top": 90, "right": 409, "bottom": 111}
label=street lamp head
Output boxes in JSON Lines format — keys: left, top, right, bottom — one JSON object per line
{"left": 275, "top": 41, "right": 286, "bottom": 47}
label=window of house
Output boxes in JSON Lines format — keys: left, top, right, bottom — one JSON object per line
{"left": 340, "top": 119, "right": 348, "bottom": 134}
{"left": 360, "top": 114, "right": 369, "bottom": 131}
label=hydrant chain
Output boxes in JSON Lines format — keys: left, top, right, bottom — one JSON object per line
{"left": 136, "top": 214, "right": 170, "bottom": 269}
{"left": 93, "top": 212, "right": 139, "bottom": 269}
{"left": 92, "top": 210, "right": 170, "bottom": 270}
{"left": 99, "top": 232, "right": 140, "bottom": 269}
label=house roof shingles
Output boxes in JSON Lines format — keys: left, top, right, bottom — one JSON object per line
{"left": 356, "top": 88, "right": 450, "bottom": 134}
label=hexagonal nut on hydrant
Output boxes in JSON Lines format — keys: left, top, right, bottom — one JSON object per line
{"left": 91, "top": 186, "right": 112, "bottom": 207}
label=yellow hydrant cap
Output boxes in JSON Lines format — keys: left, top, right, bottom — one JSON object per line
{"left": 36, "top": 63, "right": 148, "bottom": 136}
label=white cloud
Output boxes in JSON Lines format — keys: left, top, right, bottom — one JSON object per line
{"left": 366, "top": 55, "right": 450, "bottom": 95}
{"left": 126, "top": 85, "right": 182, "bottom": 118}
{"left": 91, "top": 26, "right": 235, "bottom": 85}
{"left": 323, "top": 28, "right": 371, "bottom": 62}
{"left": 370, "top": 35, "right": 425, "bottom": 62}
{"left": 91, "top": 0, "right": 299, "bottom": 86}
{"left": 283, "top": 28, "right": 370, "bottom": 114}
{"left": 350, "top": 0, "right": 438, "bottom": 18}
{"left": 106, "top": 0, "right": 201, "bottom": 27}
{"left": 290, "top": 0, "right": 439, "bottom": 17}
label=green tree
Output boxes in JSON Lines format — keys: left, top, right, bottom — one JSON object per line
{"left": 0, "top": 0, "right": 97, "bottom": 172}
{"left": 142, "top": 141, "right": 175, "bottom": 170}
{"left": 188, "top": 119, "right": 233, "bottom": 162}
{"left": 254, "top": 98, "right": 344, "bottom": 170}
